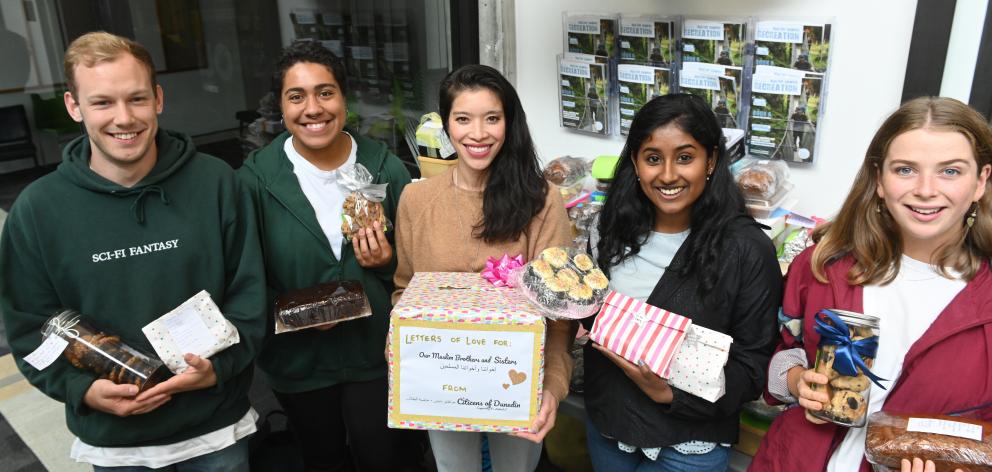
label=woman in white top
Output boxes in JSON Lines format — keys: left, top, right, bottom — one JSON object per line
{"left": 751, "top": 97, "right": 992, "bottom": 472}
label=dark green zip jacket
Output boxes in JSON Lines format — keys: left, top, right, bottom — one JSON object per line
{"left": 0, "top": 129, "right": 267, "bottom": 447}
{"left": 238, "top": 130, "right": 411, "bottom": 393}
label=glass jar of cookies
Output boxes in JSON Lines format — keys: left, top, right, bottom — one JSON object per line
{"left": 809, "top": 309, "right": 880, "bottom": 427}
{"left": 42, "top": 310, "right": 169, "bottom": 392}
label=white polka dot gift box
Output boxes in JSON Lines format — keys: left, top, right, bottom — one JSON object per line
{"left": 141, "top": 290, "right": 240, "bottom": 374}
{"left": 666, "top": 323, "right": 733, "bottom": 403}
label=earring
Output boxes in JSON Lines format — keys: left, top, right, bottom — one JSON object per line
{"left": 968, "top": 204, "right": 978, "bottom": 228}
{"left": 876, "top": 201, "right": 883, "bottom": 214}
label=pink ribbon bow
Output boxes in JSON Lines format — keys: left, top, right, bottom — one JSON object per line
{"left": 481, "top": 254, "right": 525, "bottom": 287}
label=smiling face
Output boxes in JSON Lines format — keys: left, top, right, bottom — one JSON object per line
{"left": 280, "top": 61, "right": 348, "bottom": 163}
{"left": 446, "top": 87, "right": 506, "bottom": 175}
{"left": 633, "top": 124, "right": 715, "bottom": 233}
{"left": 63, "top": 53, "right": 163, "bottom": 180}
{"left": 876, "top": 127, "right": 991, "bottom": 262}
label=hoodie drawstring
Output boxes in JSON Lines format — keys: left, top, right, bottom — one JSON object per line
{"left": 130, "top": 185, "right": 170, "bottom": 224}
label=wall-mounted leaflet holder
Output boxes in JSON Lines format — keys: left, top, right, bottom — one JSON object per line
{"left": 563, "top": 12, "right": 619, "bottom": 60}
{"left": 616, "top": 15, "right": 679, "bottom": 136}
{"left": 558, "top": 53, "right": 615, "bottom": 137}
{"left": 747, "top": 19, "right": 833, "bottom": 165}
{"left": 678, "top": 17, "right": 753, "bottom": 131}
{"left": 617, "top": 64, "right": 671, "bottom": 136}
{"left": 618, "top": 15, "right": 678, "bottom": 67}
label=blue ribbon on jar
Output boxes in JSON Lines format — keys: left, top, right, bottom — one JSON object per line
{"left": 814, "top": 309, "right": 888, "bottom": 390}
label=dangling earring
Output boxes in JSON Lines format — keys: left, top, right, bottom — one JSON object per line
{"left": 876, "top": 200, "right": 883, "bottom": 214}
{"left": 967, "top": 203, "right": 978, "bottom": 228}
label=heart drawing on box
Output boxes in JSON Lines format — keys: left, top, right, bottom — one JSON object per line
{"left": 508, "top": 369, "right": 527, "bottom": 385}
{"left": 502, "top": 383, "right": 510, "bottom": 390}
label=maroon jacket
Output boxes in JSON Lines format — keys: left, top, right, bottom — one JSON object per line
{"left": 750, "top": 247, "right": 992, "bottom": 471}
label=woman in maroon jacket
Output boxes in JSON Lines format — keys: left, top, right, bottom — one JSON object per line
{"left": 751, "top": 97, "right": 992, "bottom": 472}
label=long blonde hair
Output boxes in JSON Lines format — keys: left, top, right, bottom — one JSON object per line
{"left": 811, "top": 97, "right": 992, "bottom": 284}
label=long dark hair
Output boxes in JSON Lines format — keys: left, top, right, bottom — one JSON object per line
{"left": 596, "top": 93, "right": 747, "bottom": 293}
{"left": 439, "top": 65, "right": 548, "bottom": 243}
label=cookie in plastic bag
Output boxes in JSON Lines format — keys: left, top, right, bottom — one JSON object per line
{"left": 339, "top": 163, "right": 391, "bottom": 240}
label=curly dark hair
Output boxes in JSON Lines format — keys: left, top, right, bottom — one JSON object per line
{"left": 596, "top": 93, "right": 747, "bottom": 293}
{"left": 439, "top": 65, "right": 548, "bottom": 243}
{"left": 271, "top": 39, "right": 348, "bottom": 100}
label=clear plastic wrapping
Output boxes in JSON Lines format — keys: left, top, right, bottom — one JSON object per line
{"left": 274, "top": 280, "right": 373, "bottom": 333}
{"left": 735, "top": 158, "right": 790, "bottom": 199}
{"left": 514, "top": 246, "right": 608, "bottom": 320}
{"left": 543, "top": 156, "right": 591, "bottom": 187}
{"left": 339, "top": 163, "right": 391, "bottom": 241}
{"left": 865, "top": 411, "right": 992, "bottom": 471}
{"left": 43, "top": 310, "right": 169, "bottom": 392}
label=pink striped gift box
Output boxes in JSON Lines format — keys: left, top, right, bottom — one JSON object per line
{"left": 589, "top": 290, "right": 692, "bottom": 378}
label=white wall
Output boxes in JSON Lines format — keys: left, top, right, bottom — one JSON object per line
{"left": 940, "top": 0, "right": 989, "bottom": 101}
{"left": 514, "top": 0, "right": 922, "bottom": 218}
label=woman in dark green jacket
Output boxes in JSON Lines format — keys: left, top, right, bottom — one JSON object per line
{"left": 238, "top": 40, "right": 418, "bottom": 471}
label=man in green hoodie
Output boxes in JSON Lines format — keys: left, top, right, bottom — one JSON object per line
{"left": 0, "top": 32, "right": 266, "bottom": 470}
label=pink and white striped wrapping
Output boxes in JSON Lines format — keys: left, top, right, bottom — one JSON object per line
{"left": 589, "top": 290, "right": 691, "bottom": 378}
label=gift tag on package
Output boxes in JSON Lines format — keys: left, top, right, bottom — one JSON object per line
{"left": 24, "top": 335, "right": 69, "bottom": 370}
{"left": 142, "top": 290, "right": 239, "bottom": 373}
{"left": 666, "top": 324, "right": 732, "bottom": 402}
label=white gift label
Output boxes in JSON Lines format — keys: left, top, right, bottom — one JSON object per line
{"left": 24, "top": 335, "right": 69, "bottom": 371}
{"left": 396, "top": 325, "right": 536, "bottom": 421}
{"left": 907, "top": 417, "right": 983, "bottom": 441}
{"left": 163, "top": 306, "right": 218, "bottom": 358}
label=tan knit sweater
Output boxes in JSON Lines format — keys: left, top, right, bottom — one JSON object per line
{"left": 393, "top": 167, "right": 577, "bottom": 403}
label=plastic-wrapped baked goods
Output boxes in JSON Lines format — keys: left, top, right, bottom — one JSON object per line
{"left": 339, "top": 163, "right": 392, "bottom": 241}
{"left": 516, "top": 246, "right": 608, "bottom": 319}
{"left": 43, "top": 310, "right": 169, "bottom": 392}
{"left": 544, "top": 156, "right": 591, "bottom": 203}
{"left": 543, "top": 156, "right": 591, "bottom": 187}
{"left": 734, "top": 158, "right": 789, "bottom": 200}
{"left": 865, "top": 411, "right": 992, "bottom": 471}
{"left": 274, "top": 280, "right": 372, "bottom": 333}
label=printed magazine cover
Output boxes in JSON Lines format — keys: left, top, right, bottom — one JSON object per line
{"left": 618, "top": 64, "right": 671, "bottom": 135}
{"left": 680, "top": 63, "right": 743, "bottom": 129}
{"left": 682, "top": 19, "right": 746, "bottom": 67}
{"left": 619, "top": 17, "right": 675, "bottom": 66}
{"left": 748, "top": 68, "right": 822, "bottom": 164}
{"left": 560, "top": 55, "right": 611, "bottom": 135}
{"left": 565, "top": 15, "right": 617, "bottom": 58}
{"left": 754, "top": 21, "right": 831, "bottom": 73}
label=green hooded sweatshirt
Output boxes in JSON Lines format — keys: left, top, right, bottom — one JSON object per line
{"left": 238, "top": 130, "right": 410, "bottom": 393}
{"left": 0, "top": 129, "right": 266, "bottom": 447}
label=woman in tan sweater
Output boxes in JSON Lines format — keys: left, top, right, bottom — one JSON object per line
{"left": 393, "top": 64, "right": 576, "bottom": 472}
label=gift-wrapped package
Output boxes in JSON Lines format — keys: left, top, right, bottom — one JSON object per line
{"left": 588, "top": 290, "right": 691, "bottom": 378}
{"left": 866, "top": 411, "right": 992, "bottom": 471}
{"left": 44, "top": 310, "right": 169, "bottom": 392}
{"left": 387, "top": 272, "right": 545, "bottom": 433}
{"left": 142, "top": 290, "right": 240, "bottom": 374}
{"left": 666, "top": 323, "right": 733, "bottom": 402}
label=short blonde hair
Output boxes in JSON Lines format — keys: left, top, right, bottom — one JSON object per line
{"left": 63, "top": 31, "right": 156, "bottom": 98}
